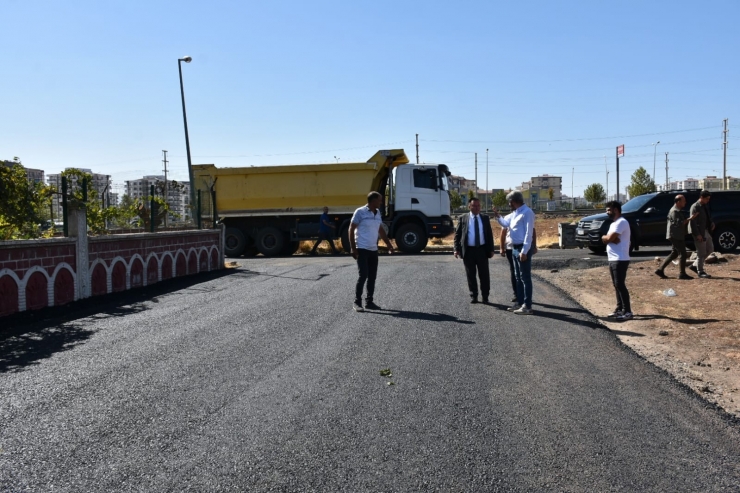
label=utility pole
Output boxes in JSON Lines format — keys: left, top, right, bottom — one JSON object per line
{"left": 486, "top": 148, "right": 489, "bottom": 212}
{"left": 723, "top": 118, "right": 729, "bottom": 190}
{"left": 162, "top": 150, "right": 169, "bottom": 228}
{"left": 665, "top": 152, "right": 669, "bottom": 190}
{"left": 616, "top": 146, "right": 620, "bottom": 203}
{"left": 474, "top": 152, "right": 478, "bottom": 197}
{"left": 571, "top": 167, "right": 574, "bottom": 209}
{"left": 415, "top": 133, "right": 419, "bottom": 164}
{"left": 604, "top": 156, "right": 609, "bottom": 202}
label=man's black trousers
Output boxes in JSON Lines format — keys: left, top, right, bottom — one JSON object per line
{"left": 463, "top": 246, "right": 490, "bottom": 299}
{"left": 355, "top": 249, "right": 379, "bottom": 302}
{"left": 608, "top": 260, "right": 631, "bottom": 313}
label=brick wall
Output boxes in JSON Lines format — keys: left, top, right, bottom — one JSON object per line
{"left": 0, "top": 228, "right": 223, "bottom": 318}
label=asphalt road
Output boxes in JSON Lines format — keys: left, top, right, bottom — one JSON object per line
{"left": 1, "top": 254, "right": 739, "bottom": 491}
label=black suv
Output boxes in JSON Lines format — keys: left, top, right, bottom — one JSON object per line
{"left": 575, "top": 190, "right": 740, "bottom": 254}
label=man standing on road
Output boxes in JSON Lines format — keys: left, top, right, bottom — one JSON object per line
{"left": 349, "top": 192, "right": 394, "bottom": 312}
{"left": 493, "top": 191, "right": 535, "bottom": 315}
{"left": 689, "top": 190, "right": 715, "bottom": 279}
{"left": 655, "top": 195, "right": 698, "bottom": 280}
{"left": 500, "top": 224, "right": 538, "bottom": 303}
{"left": 310, "top": 206, "right": 339, "bottom": 255}
{"left": 602, "top": 201, "right": 633, "bottom": 321}
{"left": 454, "top": 198, "right": 495, "bottom": 304}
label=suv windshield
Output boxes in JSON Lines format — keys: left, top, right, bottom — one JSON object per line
{"left": 621, "top": 194, "right": 656, "bottom": 213}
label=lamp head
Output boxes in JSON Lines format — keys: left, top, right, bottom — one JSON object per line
{"left": 180, "top": 56, "right": 192, "bottom": 63}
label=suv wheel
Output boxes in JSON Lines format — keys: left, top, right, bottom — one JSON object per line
{"left": 715, "top": 225, "right": 739, "bottom": 252}
{"left": 588, "top": 245, "right": 606, "bottom": 254}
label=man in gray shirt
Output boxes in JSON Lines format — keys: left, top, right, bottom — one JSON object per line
{"left": 655, "top": 194, "right": 698, "bottom": 280}
{"left": 688, "top": 190, "right": 715, "bottom": 278}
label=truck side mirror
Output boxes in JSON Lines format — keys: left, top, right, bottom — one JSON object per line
{"left": 644, "top": 207, "right": 657, "bottom": 214}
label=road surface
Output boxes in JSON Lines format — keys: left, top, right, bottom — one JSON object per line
{"left": 1, "top": 254, "right": 739, "bottom": 491}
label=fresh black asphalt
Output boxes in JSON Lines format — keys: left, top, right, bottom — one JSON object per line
{"left": 1, "top": 253, "right": 739, "bottom": 491}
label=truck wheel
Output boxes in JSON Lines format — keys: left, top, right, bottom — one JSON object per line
{"left": 395, "top": 223, "right": 428, "bottom": 254}
{"left": 281, "top": 240, "right": 300, "bottom": 256}
{"left": 224, "top": 228, "right": 246, "bottom": 257}
{"left": 715, "top": 225, "right": 739, "bottom": 252}
{"left": 255, "top": 227, "right": 285, "bottom": 257}
{"left": 588, "top": 245, "right": 606, "bottom": 254}
{"left": 340, "top": 226, "right": 351, "bottom": 253}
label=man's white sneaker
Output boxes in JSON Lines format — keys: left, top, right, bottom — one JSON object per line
{"left": 617, "top": 312, "right": 633, "bottom": 321}
{"left": 507, "top": 303, "right": 521, "bottom": 312}
{"left": 514, "top": 306, "right": 534, "bottom": 315}
{"left": 353, "top": 301, "right": 364, "bottom": 312}
{"left": 607, "top": 310, "right": 623, "bottom": 318}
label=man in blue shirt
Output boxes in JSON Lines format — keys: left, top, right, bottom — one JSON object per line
{"left": 310, "top": 206, "right": 339, "bottom": 255}
{"left": 493, "top": 191, "right": 536, "bottom": 315}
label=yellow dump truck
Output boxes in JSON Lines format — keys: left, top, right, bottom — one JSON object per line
{"left": 192, "top": 149, "right": 453, "bottom": 256}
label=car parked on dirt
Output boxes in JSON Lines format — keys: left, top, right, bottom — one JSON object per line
{"left": 575, "top": 190, "right": 740, "bottom": 254}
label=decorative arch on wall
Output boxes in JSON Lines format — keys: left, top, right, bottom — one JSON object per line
{"left": 90, "top": 259, "right": 109, "bottom": 297}
{"left": 50, "top": 263, "right": 77, "bottom": 306}
{"left": 22, "top": 266, "right": 51, "bottom": 311}
{"left": 0, "top": 268, "right": 22, "bottom": 316}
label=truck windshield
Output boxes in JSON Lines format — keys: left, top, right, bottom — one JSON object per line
{"left": 621, "top": 194, "right": 656, "bottom": 213}
{"left": 438, "top": 165, "right": 450, "bottom": 191}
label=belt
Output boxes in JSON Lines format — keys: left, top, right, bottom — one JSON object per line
{"left": 513, "top": 243, "right": 524, "bottom": 248}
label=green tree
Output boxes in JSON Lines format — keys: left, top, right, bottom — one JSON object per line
{"left": 547, "top": 187, "right": 554, "bottom": 201}
{"left": 0, "top": 158, "right": 51, "bottom": 239}
{"left": 583, "top": 183, "right": 606, "bottom": 204}
{"left": 626, "top": 167, "right": 657, "bottom": 199}
{"left": 449, "top": 190, "right": 463, "bottom": 210}
{"left": 467, "top": 189, "right": 476, "bottom": 202}
{"left": 492, "top": 190, "right": 508, "bottom": 208}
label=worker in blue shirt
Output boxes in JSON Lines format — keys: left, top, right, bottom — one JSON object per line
{"left": 310, "top": 206, "right": 339, "bottom": 255}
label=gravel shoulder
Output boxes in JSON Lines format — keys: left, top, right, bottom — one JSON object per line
{"left": 536, "top": 254, "right": 740, "bottom": 419}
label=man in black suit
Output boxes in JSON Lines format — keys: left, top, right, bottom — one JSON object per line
{"left": 453, "top": 198, "right": 495, "bottom": 303}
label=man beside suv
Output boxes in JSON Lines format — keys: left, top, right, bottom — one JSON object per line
{"left": 689, "top": 190, "right": 715, "bottom": 278}
{"left": 655, "top": 194, "right": 699, "bottom": 279}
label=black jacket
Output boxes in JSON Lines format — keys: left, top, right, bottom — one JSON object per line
{"left": 453, "top": 214, "right": 495, "bottom": 258}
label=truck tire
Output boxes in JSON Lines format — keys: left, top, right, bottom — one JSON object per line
{"left": 281, "top": 240, "right": 300, "bottom": 256}
{"left": 224, "top": 227, "right": 246, "bottom": 257}
{"left": 395, "top": 223, "right": 428, "bottom": 254}
{"left": 255, "top": 227, "right": 285, "bottom": 257}
{"left": 715, "top": 225, "right": 739, "bottom": 252}
{"left": 243, "top": 247, "right": 259, "bottom": 257}
{"left": 588, "top": 245, "right": 606, "bottom": 254}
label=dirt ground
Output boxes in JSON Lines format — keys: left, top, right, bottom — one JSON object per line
{"left": 538, "top": 255, "right": 740, "bottom": 418}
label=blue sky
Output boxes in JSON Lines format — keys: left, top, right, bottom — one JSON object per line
{"left": 1, "top": 0, "right": 737, "bottom": 198}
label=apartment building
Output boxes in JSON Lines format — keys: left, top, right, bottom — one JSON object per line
{"left": 125, "top": 175, "right": 191, "bottom": 221}
{"left": 1, "top": 160, "right": 45, "bottom": 184}
{"left": 47, "top": 169, "right": 111, "bottom": 218}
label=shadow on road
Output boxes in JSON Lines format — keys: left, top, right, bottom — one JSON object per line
{"left": 634, "top": 314, "right": 729, "bottom": 324}
{"left": 364, "top": 309, "right": 475, "bottom": 325}
{"left": 0, "top": 269, "right": 240, "bottom": 373}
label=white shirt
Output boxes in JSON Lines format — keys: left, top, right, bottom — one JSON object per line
{"left": 466, "top": 213, "right": 485, "bottom": 247}
{"left": 351, "top": 205, "right": 382, "bottom": 251}
{"left": 496, "top": 204, "right": 535, "bottom": 254}
{"left": 503, "top": 212, "right": 514, "bottom": 250}
{"left": 606, "top": 217, "right": 631, "bottom": 261}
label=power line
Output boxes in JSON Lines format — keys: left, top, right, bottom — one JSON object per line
{"left": 421, "top": 125, "right": 720, "bottom": 144}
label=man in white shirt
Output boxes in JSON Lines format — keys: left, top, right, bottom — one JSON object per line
{"left": 493, "top": 191, "right": 535, "bottom": 315}
{"left": 601, "top": 200, "right": 633, "bottom": 321}
{"left": 349, "top": 191, "right": 394, "bottom": 312}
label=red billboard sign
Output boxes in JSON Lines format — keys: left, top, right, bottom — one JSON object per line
{"left": 617, "top": 145, "right": 625, "bottom": 157}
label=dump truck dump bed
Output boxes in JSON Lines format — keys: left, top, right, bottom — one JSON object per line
{"left": 192, "top": 150, "right": 409, "bottom": 216}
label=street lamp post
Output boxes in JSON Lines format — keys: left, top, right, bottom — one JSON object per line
{"left": 652, "top": 141, "right": 660, "bottom": 186}
{"left": 178, "top": 56, "right": 195, "bottom": 221}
